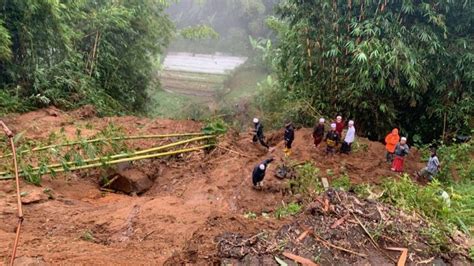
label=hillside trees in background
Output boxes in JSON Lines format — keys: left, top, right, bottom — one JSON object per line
{"left": 167, "top": 0, "right": 278, "bottom": 54}
{"left": 0, "top": 0, "right": 173, "bottom": 115}
{"left": 263, "top": 0, "right": 473, "bottom": 142}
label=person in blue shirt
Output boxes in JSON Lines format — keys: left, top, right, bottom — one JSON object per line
{"left": 417, "top": 147, "right": 440, "bottom": 181}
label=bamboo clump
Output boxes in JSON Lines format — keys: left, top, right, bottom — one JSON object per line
{"left": 0, "top": 133, "right": 215, "bottom": 180}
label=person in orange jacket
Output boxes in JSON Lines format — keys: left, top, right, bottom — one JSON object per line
{"left": 385, "top": 128, "right": 400, "bottom": 163}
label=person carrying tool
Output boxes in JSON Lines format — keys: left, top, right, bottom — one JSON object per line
{"left": 325, "top": 123, "right": 340, "bottom": 155}
{"left": 284, "top": 121, "right": 295, "bottom": 156}
{"left": 252, "top": 118, "right": 269, "bottom": 149}
{"left": 340, "top": 120, "right": 355, "bottom": 154}
{"left": 385, "top": 128, "right": 400, "bottom": 163}
{"left": 252, "top": 158, "right": 274, "bottom": 188}
{"left": 416, "top": 147, "right": 440, "bottom": 181}
{"left": 313, "top": 118, "right": 325, "bottom": 147}
{"left": 335, "top": 115, "right": 344, "bottom": 137}
{"left": 391, "top": 137, "right": 409, "bottom": 172}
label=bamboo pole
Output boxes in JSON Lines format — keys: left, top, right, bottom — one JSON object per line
{"left": 0, "top": 135, "right": 214, "bottom": 176}
{"left": 0, "top": 121, "right": 23, "bottom": 266}
{"left": 0, "top": 145, "right": 213, "bottom": 180}
{"left": 0, "top": 132, "right": 207, "bottom": 158}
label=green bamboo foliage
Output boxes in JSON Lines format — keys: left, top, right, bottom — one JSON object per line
{"left": 268, "top": 0, "right": 473, "bottom": 141}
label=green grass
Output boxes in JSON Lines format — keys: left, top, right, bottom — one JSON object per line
{"left": 275, "top": 202, "right": 302, "bottom": 219}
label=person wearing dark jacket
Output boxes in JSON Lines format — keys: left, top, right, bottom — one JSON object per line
{"left": 252, "top": 118, "right": 269, "bottom": 149}
{"left": 313, "top": 118, "right": 325, "bottom": 147}
{"left": 252, "top": 158, "right": 274, "bottom": 188}
{"left": 325, "top": 123, "right": 340, "bottom": 155}
{"left": 284, "top": 122, "right": 295, "bottom": 156}
{"left": 335, "top": 115, "right": 344, "bottom": 137}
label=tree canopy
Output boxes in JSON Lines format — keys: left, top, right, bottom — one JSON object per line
{"left": 267, "top": 0, "right": 473, "bottom": 142}
{"left": 0, "top": 0, "right": 173, "bottom": 115}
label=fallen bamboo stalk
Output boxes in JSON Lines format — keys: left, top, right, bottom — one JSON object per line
{"left": 217, "top": 145, "right": 250, "bottom": 158}
{"left": 0, "top": 135, "right": 215, "bottom": 176}
{"left": 352, "top": 212, "right": 379, "bottom": 248}
{"left": 0, "top": 121, "right": 23, "bottom": 266}
{"left": 312, "top": 233, "right": 367, "bottom": 257}
{"left": 0, "top": 145, "right": 213, "bottom": 180}
{"left": 0, "top": 132, "right": 207, "bottom": 158}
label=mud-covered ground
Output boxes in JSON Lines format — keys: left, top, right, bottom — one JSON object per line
{"left": 1, "top": 107, "right": 468, "bottom": 265}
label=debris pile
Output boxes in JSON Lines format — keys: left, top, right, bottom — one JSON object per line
{"left": 216, "top": 189, "right": 470, "bottom": 265}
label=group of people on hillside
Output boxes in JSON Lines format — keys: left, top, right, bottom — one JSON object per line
{"left": 251, "top": 117, "right": 441, "bottom": 189}
{"left": 251, "top": 115, "right": 357, "bottom": 188}
{"left": 312, "top": 116, "right": 356, "bottom": 155}
{"left": 385, "top": 128, "right": 440, "bottom": 180}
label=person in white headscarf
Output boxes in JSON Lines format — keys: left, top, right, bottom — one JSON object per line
{"left": 391, "top": 137, "right": 409, "bottom": 172}
{"left": 325, "top": 123, "right": 340, "bottom": 155}
{"left": 252, "top": 118, "right": 269, "bottom": 149}
{"left": 340, "top": 120, "right": 356, "bottom": 154}
{"left": 313, "top": 118, "right": 325, "bottom": 147}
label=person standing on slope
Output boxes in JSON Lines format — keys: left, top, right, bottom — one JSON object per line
{"left": 252, "top": 158, "right": 274, "bottom": 189}
{"left": 391, "top": 137, "right": 409, "bottom": 172}
{"left": 340, "top": 120, "right": 356, "bottom": 154}
{"left": 283, "top": 121, "right": 295, "bottom": 157}
{"left": 325, "top": 123, "right": 340, "bottom": 155}
{"left": 385, "top": 128, "right": 400, "bottom": 163}
{"left": 313, "top": 118, "right": 325, "bottom": 148}
{"left": 252, "top": 118, "right": 270, "bottom": 149}
{"left": 335, "top": 115, "right": 344, "bottom": 137}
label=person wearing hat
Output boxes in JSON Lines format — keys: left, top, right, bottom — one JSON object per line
{"left": 385, "top": 128, "right": 400, "bottom": 163}
{"left": 252, "top": 118, "right": 269, "bottom": 149}
{"left": 284, "top": 121, "right": 295, "bottom": 156}
{"left": 325, "top": 123, "right": 340, "bottom": 155}
{"left": 335, "top": 115, "right": 344, "bottom": 137}
{"left": 416, "top": 147, "right": 440, "bottom": 181}
{"left": 313, "top": 118, "right": 325, "bottom": 147}
{"left": 391, "top": 137, "right": 409, "bottom": 172}
{"left": 340, "top": 120, "right": 356, "bottom": 154}
{"left": 252, "top": 158, "right": 274, "bottom": 188}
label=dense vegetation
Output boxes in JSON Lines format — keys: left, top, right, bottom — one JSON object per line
{"left": 0, "top": 0, "right": 173, "bottom": 115}
{"left": 257, "top": 0, "right": 473, "bottom": 142}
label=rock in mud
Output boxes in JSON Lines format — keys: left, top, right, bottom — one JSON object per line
{"left": 21, "top": 189, "right": 48, "bottom": 204}
{"left": 13, "top": 256, "right": 46, "bottom": 266}
{"left": 105, "top": 169, "right": 153, "bottom": 195}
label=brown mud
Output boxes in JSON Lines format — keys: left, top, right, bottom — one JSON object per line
{"left": 0, "top": 107, "right": 466, "bottom": 265}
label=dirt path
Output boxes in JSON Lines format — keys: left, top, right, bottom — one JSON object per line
{"left": 0, "top": 107, "right": 425, "bottom": 264}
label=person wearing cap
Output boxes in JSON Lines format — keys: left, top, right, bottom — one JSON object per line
{"left": 391, "top": 137, "right": 409, "bottom": 172}
{"left": 340, "top": 120, "right": 356, "bottom": 154}
{"left": 335, "top": 115, "right": 344, "bottom": 137}
{"left": 313, "top": 118, "right": 325, "bottom": 147}
{"left": 325, "top": 123, "right": 340, "bottom": 155}
{"left": 284, "top": 121, "right": 295, "bottom": 156}
{"left": 252, "top": 118, "right": 269, "bottom": 149}
{"left": 416, "top": 147, "right": 440, "bottom": 181}
{"left": 385, "top": 128, "right": 400, "bottom": 163}
{"left": 252, "top": 158, "right": 274, "bottom": 188}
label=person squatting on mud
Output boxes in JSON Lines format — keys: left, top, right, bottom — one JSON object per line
{"left": 391, "top": 137, "right": 409, "bottom": 172}
{"left": 417, "top": 147, "right": 440, "bottom": 181}
{"left": 313, "top": 118, "right": 325, "bottom": 147}
{"left": 340, "top": 120, "right": 355, "bottom": 154}
{"left": 284, "top": 121, "right": 295, "bottom": 156}
{"left": 252, "top": 158, "right": 274, "bottom": 188}
{"left": 252, "top": 118, "right": 269, "bottom": 149}
{"left": 385, "top": 128, "right": 400, "bottom": 163}
{"left": 325, "top": 123, "right": 340, "bottom": 155}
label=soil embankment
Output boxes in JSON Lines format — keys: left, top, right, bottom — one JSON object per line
{"left": 0, "top": 107, "right": 438, "bottom": 264}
